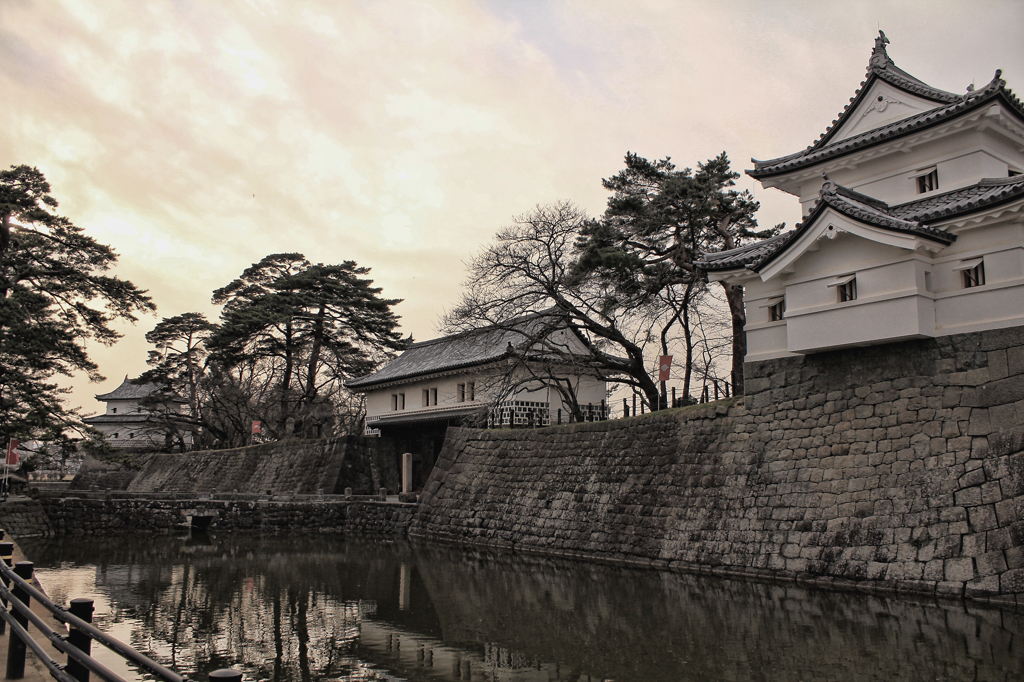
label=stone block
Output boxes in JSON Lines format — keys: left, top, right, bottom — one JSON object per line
{"left": 977, "top": 550, "right": 1009, "bottom": 577}
{"left": 989, "top": 403, "right": 1019, "bottom": 433}
{"left": 1000, "top": 568, "right": 1024, "bottom": 594}
{"left": 959, "top": 468, "right": 986, "bottom": 488}
{"left": 970, "top": 505, "right": 998, "bottom": 532}
{"left": 988, "top": 349, "right": 1009, "bottom": 380}
{"left": 962, "top": 533, "right": 986, "bottom": 557}
{"left": 968, "top": 408, "right": 991, "bottom": 436}
{"left": 977, "top": 377, "right": 1024, "bottom": 408}
{"left": 981, "top": 482, "right": 1003, "bottom": 505}
{"left": 965, "top": 576, "right": 1001, "bottom": 598}
{"left": 995, "top": 498, "right": 1018, "bottom": 526}
{"left": 1006, "top": 546, "right": 1024, "bottom": 570}
{"left": 945, "top": 557, "right": 975, "bottom": 582}
{"left": 1008, "top": 345, "right": 1024, "bottom": 376}
{"left": 955, "top": 486, "right": 982, "bottom": 507}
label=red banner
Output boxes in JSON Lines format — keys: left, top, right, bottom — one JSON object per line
{"left": 251, "top": 421, "right": 261, "bottom": 434}
{"left": 658, "top": 356, "right": 673, "bottom": 382}
{"left": 5, "top": 439, "right": 19, "bottom": 466}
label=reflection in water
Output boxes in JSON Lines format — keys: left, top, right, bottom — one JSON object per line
{"left": 20, "top": 533, "right": 1024, "bottom": 682}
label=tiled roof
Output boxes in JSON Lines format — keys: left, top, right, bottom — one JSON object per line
{"left": 697, "top": 176, "right": 975, "bottom": 273}
{"left": 345, "top": 312, "right": 574, "bottom": 390}
{"left": 95, "top": 377, "right": 183, "bottom": 402}
{"left": 749, "top": 34, "right": 1022, "bottom": 180}
{"left": 810, "top": 32, "right": 960, "bottom": 152}
{"left": 82, "top": 413, "right": 158, "bottom": 424}
{"left": 695, "top": 232, "right": 795, "bottom": 272}
{"left": 890, "top": 175, "right": 1024, "bottom": 222}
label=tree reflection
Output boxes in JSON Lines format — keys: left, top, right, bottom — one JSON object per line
{"left": 21, "top": 534, "right": 1024, "bottom": 682}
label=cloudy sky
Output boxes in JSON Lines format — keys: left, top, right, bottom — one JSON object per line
{"left": 2, "top": 0, "right": 1022, "bottom": 415}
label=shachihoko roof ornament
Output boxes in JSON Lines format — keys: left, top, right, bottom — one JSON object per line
{"left": 748, "top": 34, "right": 1023, "bottom": 180}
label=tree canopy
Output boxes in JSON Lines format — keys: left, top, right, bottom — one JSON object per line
{"left": 0, "top": 165, "right": 154, "bottom": 444}
{"left": 576, "top": 152, "right": 780, "bottom": 393}
{"left": 136, "top": 254, "right": 405, "bottom": 448}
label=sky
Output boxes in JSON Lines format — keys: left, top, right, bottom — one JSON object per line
{"left": 1, "top": 0, "right": 1023, "bottom": 416}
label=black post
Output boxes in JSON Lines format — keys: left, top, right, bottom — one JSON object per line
{"left": 67, "top": 598, "right": 95, "bottom": 682}
{"left": 0, "top": 541, "right": 11, "bottom": 636}
{"left": 672, "top": 387, "right": 677, "bottom": 408}
{"left": 714, "top": 381, "right": 719, "bottom": 401}
{"left": 632, "top": 394, "right": 637, "bottom": 417}
{"left": 623, "top": 398, "right": 628, "bottom": 418}
{"left": 7, "top": 561, "right": 33, "bottom": 679}
{"left": 209, "top": 671, "right": 243, "bottom": 681}
{"left": 600, "top": 399, "right": 605, "bottom": 420}
{"left": 660, "top": 380, "right": 667, "bottom": 410}
{"left": 557, "top": 409, "right": 561, "bottom": 425}
{"left": 725, "top": 381, "right": 730, "bottom": 398}
{"left": 587, "top": 403, "right": 593, "bottom": 422}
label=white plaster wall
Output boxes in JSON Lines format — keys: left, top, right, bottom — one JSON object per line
{"left": 794, "top": 128, "right": 1024, "bottom": 213}
{"left": 364, "top": 366, "right": 607, "bottom": 420}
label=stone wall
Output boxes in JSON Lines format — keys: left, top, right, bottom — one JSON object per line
{"left": 0, "top": 500, "right": 55, "bottom": 538}
{"left": 124, "top": 436, "right": 399, "bottom": 496}
{"left": 411, "top": 325, "right": 1024, "bottom": 604}
{"left": 39, "top": 495, "right": 414, "bottom": 536}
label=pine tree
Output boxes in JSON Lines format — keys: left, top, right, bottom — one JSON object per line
{"left": 0, "top": 165, "right": 154, "bottom": 443}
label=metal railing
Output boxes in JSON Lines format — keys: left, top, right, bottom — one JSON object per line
{"left": 0, "top": 536, "right": 242, "bottom": 682}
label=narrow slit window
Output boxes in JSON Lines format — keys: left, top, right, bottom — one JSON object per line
{"left": 422, "top": 389, "right": 430, "bottom": 407}
{"left": 398, "top": 393, "right": 405, "bottom": 410}
{"left": 111, "top": 407, "right": 117, "bottom": 414}
{"left": 769, "top": 300, "right": 785, "bottom": 321}
{"left": 955, "top": 258, "right": 986, "bottom": 288}
{"left": 828, "top": 274, "right": 857, "bottom": 303}
{"left": 467, "top": 382, "right": 475, "bottom": 401}
{"left": 915, "top": 168, "right": 938, "bottom": 194}
{"left": 431, "top": 388, "right": 438, "bottom": 405}
{"left": 391, "top": 394, "right": 398, "bottom": 411}
{"left": 457, "top": 383, "right": 465, "bottom": 402}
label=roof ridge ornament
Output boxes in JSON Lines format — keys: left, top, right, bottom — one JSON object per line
{"left": 869, "top": 30, "right": 891, "bottom": 69}
{"left": 821, "top": 172, "right": 837, "bottom": 195}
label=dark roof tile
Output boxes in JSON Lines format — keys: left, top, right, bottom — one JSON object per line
{"left": 750, "top": 58, "right": 1019, "bottom": 180}
{"left": 345, "top": 312, "right": 575, "bottom": 389}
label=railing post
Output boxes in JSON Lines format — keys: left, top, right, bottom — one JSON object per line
{"left": 6, "top": 561, "right": 34, "bottom": 679}
{"left": 0, "top": 541, "right": 11, "bottom": 636}
{"left": 209, "top": 670, "right": 243, "bottom": 681}
{"left": 67, "top": 598, "right": 95, "bottom": 682}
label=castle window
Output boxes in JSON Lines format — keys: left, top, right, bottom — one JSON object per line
{"left": 111, "top": 407, "right": 117, "bottom": 414}
{"left": 431, "top": 388, "right": 438, "bottom": 405}
{"left": 113, "top": 432, "right": 119, "bottom": 439}
{"left": 768, "top": 299, "right": 785, "bottom": 321}
{"left": 828, "top": 274, "right": 857, "bottom": 303}
{"left": 912, "top": 167, "right": 938, "bottom": 193}
{"left": 129, "top": 433, "right": 134, "bottom": 439}
{"left": 391, "top": 394, "right": 398, "bottom": 411}
{"left": 467, "top": 382, "right": 475, "bottom": 401}
{"left": 398, "top": 393, "right": 405, "bottom": 410}
{"left": 954, "top": 258, "right": 985, "bottom": 288}
{"left": 422, "top": 389, "right": 430, "bottom": 407}
{"left": 458, "top": 383, "right": 465, "bottom": 402}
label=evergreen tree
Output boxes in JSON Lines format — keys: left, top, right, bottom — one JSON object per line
{"left": 0, "top": 165, "right": 154, "bottom": 443}
{"left": 209, "top": 254, "right": 404, "bottom": 437}
{"left": 576, "top": 152, "right": 780, "bottom": 394}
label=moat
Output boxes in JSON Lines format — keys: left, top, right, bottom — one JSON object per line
{"left": 19, "top": 533, "right": 1024, "bottom": 681}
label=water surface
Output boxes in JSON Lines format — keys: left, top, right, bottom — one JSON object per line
{"left": 20, "top": 533, "right": 1024, "bottom": 681}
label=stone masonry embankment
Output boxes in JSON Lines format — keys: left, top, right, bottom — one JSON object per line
{"left": 37, "top": 494, "right": 414, "bottom": 536}
{"left": 123, "top": 435, "right": 398, "bottom": 495}
{"left": 411, "top": 325, "right": 1024, "bottom": 604}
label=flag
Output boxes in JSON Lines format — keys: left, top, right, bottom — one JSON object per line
{"left": 5, "top": 439, "right": 19, "bottom": 466}
{"left": 251, "top": 421, "right": 261, "bottom": 435}
{"left": 658, "top": 356, "right": 673, "bottom": 382}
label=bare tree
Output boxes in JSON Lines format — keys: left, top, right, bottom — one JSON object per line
{"left": 445, "top": 201, "right": 671, "bottom": 412}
